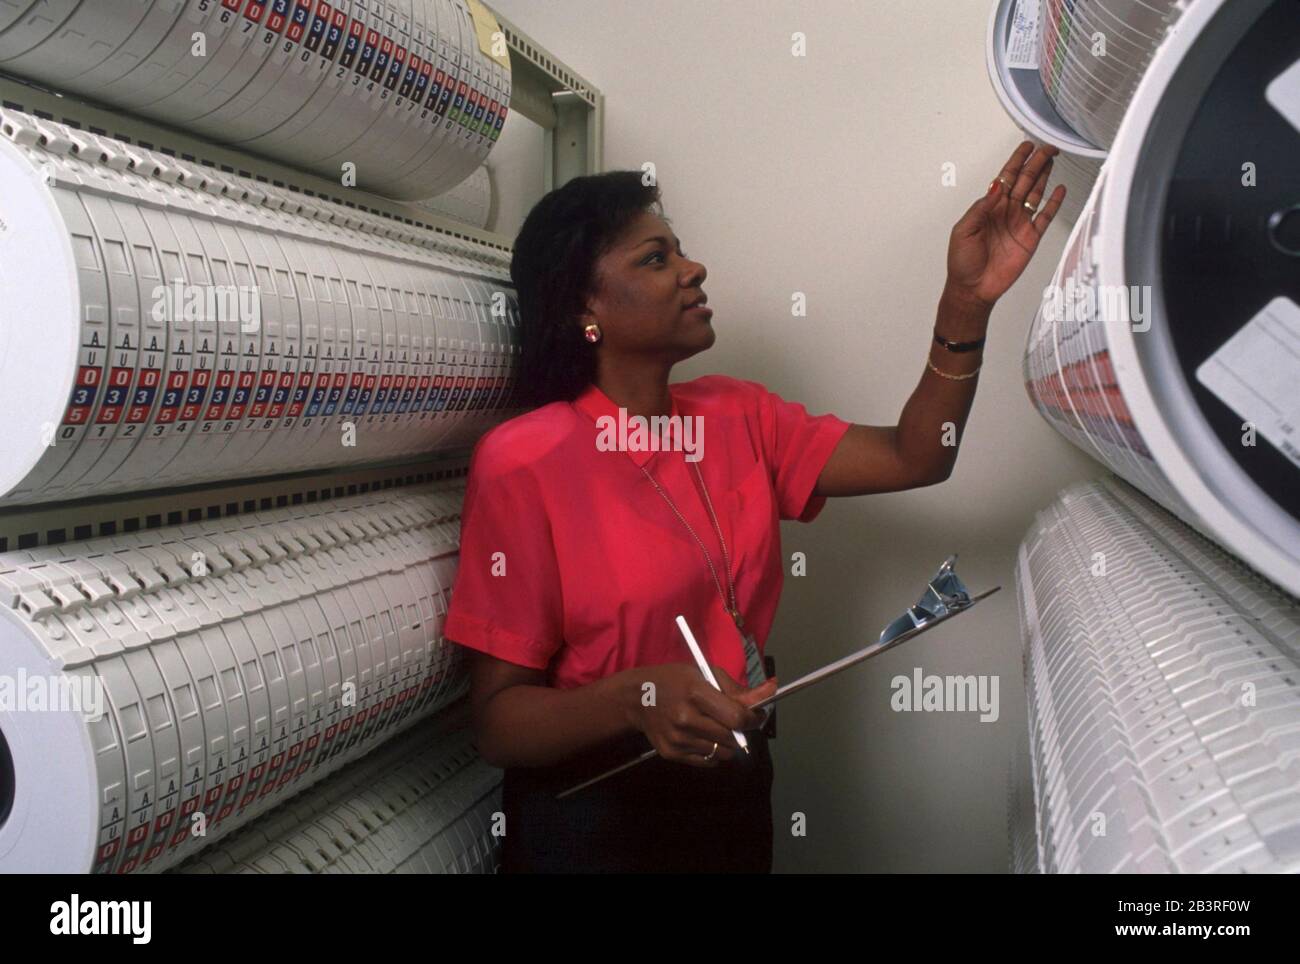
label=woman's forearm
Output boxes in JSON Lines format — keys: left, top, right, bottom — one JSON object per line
{"left": 477, "top": 670, "right": 642, "bottom": 768}
{"left": 894, "top": 282, "right": 993, "bottom": 481}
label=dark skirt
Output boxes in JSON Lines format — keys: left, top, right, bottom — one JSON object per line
{"left": 500, "top": 729, "right": 774, "bottom": 873}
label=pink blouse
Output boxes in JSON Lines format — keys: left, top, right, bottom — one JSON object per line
{"left": 443, "top": 374, "right": 852, "bottom": 690}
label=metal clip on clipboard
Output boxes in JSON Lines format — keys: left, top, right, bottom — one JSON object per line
{"left": 556, "top": 554, "right": 1000, "bottom": 799}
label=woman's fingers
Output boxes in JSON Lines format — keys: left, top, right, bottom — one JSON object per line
{"left": 676, "top": 735, "right": 736, "bottom": 766}
{"left": 693, "top": 683, "right": 765, "bottom": 734}
{"left": 1019, "top": 157, "right": 1055, "bottom": 219}
{"left": 737, "top": 677, "right": 779, "bottom": 709}
{"left": 991, "top": 140, "right": 1036, "bottom": 195}
{"left": 1009, "top": 143, "right": 1059, "bottom": 205}
{"left": 694, "top": 670, "right": 763, "bottom": 727}
{"left": 711, "top": 665, "right": 745, "bottom": 697}
{"left": 659, "top": 724, "right": 736, "bottom": 766}
{"left": 685, "top": 717, "right": 745, "bottom": 752}
{"left": 1032, "top": 184, "right": 1067, "bottom": 234}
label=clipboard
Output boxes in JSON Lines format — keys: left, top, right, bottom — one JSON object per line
{"left": 556, "top": 555, "right": 999, "bottom": 799}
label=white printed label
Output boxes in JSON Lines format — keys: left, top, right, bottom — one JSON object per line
{"left": 1006, "top": 0, "right": 1040, "bottom": 70}
{"left": 1196, "top": 296, "right": 1300, "bottom": 467}
{"left": 1265, "top": 57, "right": 1300, "bottom": 135}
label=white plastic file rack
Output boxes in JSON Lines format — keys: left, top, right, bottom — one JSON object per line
{"left": 0, "top": 107, "right": 521, "bottom": 507}
{"left": 413, "top": 161, "right": 492, "bottom": 229}
{"left": 1021, "top": 0, "right": 1300, "bottom": 597}
{"left": 0, "top": 0, "right": 512, "bottom": 200}
{"left": 0, "top": 474, "right": 476, "bottom": 872}
{"left": 987, "top": 0, "right": 1187, "bottom": 156}
{"left": 1010, "top": 0, "right": 1299, "bottom": 872}
{"left": 1015, "top": 476, "right": 1300, "bottom": 873}
{"left": 0, "top": 2, "right": 601, "bottom": 873}
{"left": 987, "top": 0, "right": 1191, "bottom": 227}
{"left": 174, "top": 700, "right": 502, "bottom": 873}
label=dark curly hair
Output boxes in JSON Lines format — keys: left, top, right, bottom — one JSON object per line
{"left": 509, "top": 170, "right": 664, "bottom": 408}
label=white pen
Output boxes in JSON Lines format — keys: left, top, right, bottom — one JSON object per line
{"left": 675, "top": 614, "right": 750, "bottom": 755}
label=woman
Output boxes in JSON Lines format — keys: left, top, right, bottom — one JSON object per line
{"left": 444, "top": 142, "right": 1064, "bottom": 872}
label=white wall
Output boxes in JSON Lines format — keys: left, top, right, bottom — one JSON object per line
{"left": 486, "top": 0, "right": 1104, "bottom": 872}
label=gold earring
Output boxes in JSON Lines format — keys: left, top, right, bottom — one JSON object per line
{"left": 583, "top": 324, "right": 601, "bottom": 344}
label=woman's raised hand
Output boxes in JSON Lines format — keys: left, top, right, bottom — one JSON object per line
{"left": 628, "top": 663, "right": 778, "bottom": 767}
{"left": 945, "top": 141, "right": 1066, "bottom": 309}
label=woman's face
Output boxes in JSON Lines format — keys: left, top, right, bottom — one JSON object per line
{"left": 580, "top": 210, "right": 714, "bottom": 363}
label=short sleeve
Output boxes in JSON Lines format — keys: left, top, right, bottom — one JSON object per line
{"left": 442, "top": 436, "right": 564, "bottom": 670}
{"left": 746, "top": 379, "right": 853, "bottom": 523}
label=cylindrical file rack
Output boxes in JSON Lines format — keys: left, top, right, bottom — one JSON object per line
{"left": 1022, "top": 0, "right": 1300, "bottom": 596}
{"left": 0, "top": 108, "right": 521, "bottom": 508}
{"left": 0, "top": 480, "right": 469, "bottom": 873}
{"left": 0, "top": 0, "right": 512, "bottom": 199}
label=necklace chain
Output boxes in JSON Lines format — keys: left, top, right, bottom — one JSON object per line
{"left": 639, "top": 459, "right": 743, "bottom": 628}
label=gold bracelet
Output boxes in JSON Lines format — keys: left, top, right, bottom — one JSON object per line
{"left": 927, "top": 358, "right": 982, "bottom": 381}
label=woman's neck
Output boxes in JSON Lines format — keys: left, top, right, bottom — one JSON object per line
{"left": 593, "top": 360, "right": 674, "bottom": 420}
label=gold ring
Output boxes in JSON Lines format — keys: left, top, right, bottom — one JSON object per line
{"left": 997, "top": 176, "right": 1012, "bottom": 187}
{"left": 1022, "top": 200, "right": 1037, "bottom": 212}
{"left": 704, "top": 742, "right": 719, "bottom": 761}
